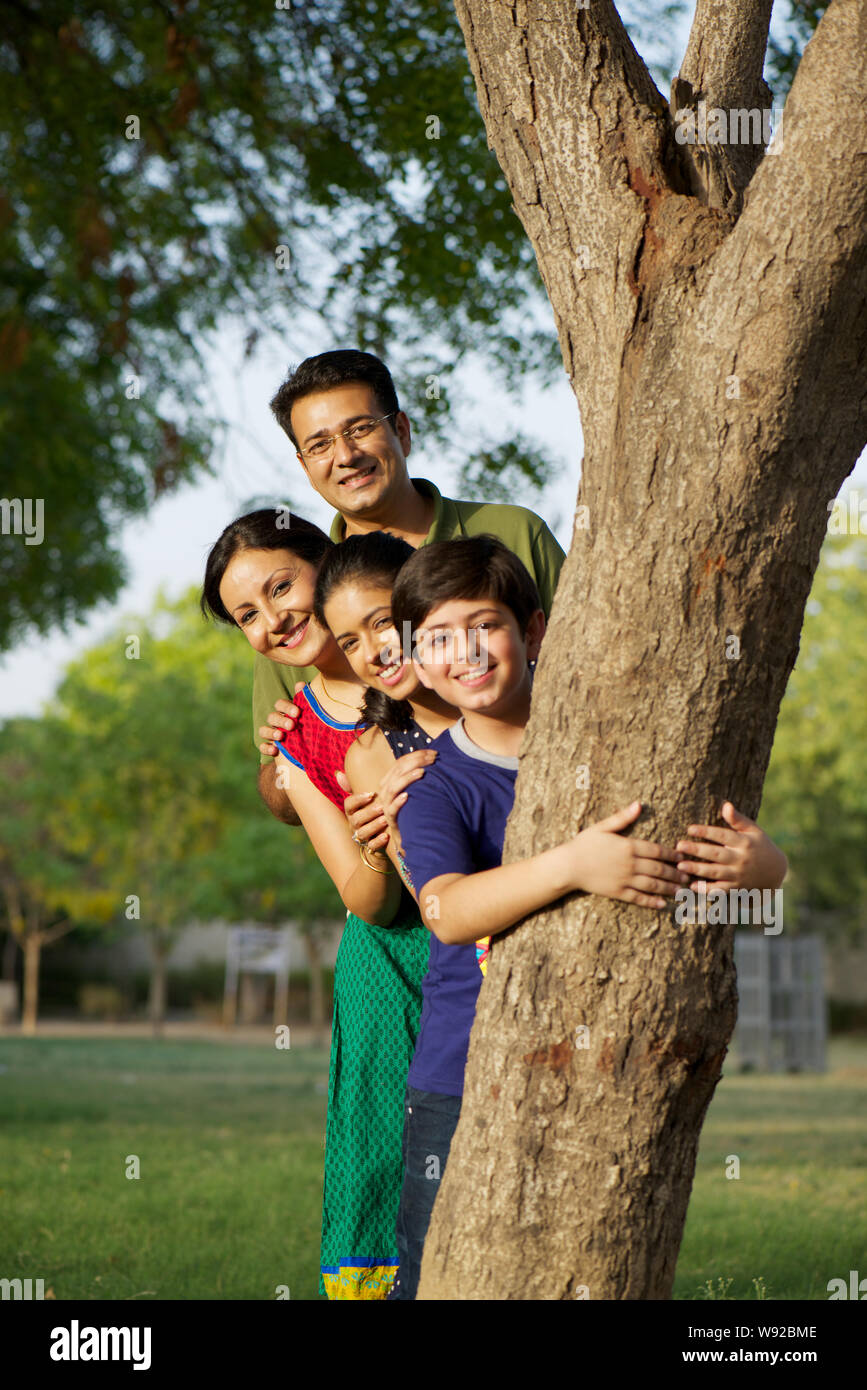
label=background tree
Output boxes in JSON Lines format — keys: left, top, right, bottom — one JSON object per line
{"left": 418, "top": 0, "right": 867, "bottom": 1300}
{"left": 0, "top": 717, "right": 115, "bottom": 1033}
{"left": 761, "top": 523, "right": 867, "bottom": 941}
{"left": 49, "top": 590, "right": 341, "bottom": 1034}
{"left": 0, "top": 0, "right": 550, "bottom": 649}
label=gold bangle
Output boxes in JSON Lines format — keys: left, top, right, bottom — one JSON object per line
{"left": 359, "top": 842, "right": 395, "bottom": 875}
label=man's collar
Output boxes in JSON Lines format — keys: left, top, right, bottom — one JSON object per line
{"left": 328, "top": 478, "right": 444, "bottom": 545}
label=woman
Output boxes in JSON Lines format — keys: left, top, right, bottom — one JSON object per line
{"left": 201, "top": 509, "right": 429, "bottom": 1300}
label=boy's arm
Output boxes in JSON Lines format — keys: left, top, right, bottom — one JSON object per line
{"left": 418, "top": 851, "right": 578, "bottom": 944}
{"left": 675, "top": 802, "right": 788, "bottom": 891}
{"left": 402, "top": 792, "right": 687, "bottom": 947}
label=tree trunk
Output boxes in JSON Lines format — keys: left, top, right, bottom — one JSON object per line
{"left": 149, "top": 940, "right": 169, "bottom": 1038}
{"left": 419, "top": 0, "right": 867, "bottom": 1299}
{"left": 21, "top": 933, "right": 41, "bottom": 1036}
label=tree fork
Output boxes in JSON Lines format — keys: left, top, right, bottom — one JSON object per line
{"left": 419, "top": 0, "right": 867, "bottom": 1299}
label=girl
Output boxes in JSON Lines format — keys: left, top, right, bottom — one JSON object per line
{"left": 312, "top": 532, "right": 501, "bottom": 976}
{"left": 201, "top": 509, "right": 429, "bottom": 1301}
{"left": 313, "top": 532, "right": 458, "bottom": 870}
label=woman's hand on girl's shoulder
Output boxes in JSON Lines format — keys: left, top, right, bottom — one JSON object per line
{"left": 257, "top": 688, "right": 304, "bottom": 758}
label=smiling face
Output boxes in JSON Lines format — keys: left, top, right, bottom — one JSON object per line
{"left": 322, "top": 579, "right": 421, "bottom": 701}
{"left": 218, "top": 546, "right": 337, "bottom": 667}
{"left": 413, "top": 597, "right": 545, "bottom": 717}
{"left": 290, "top": 383, "right": 411, "bottom": 519}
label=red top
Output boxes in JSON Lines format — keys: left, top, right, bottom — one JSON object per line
{"left": 275, "top": 684, "right": 361, "bottom": 809}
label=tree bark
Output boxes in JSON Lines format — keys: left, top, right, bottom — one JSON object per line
{"left": 149, "top": 939, "right": 169, "bottom": 1038}
{"left": 672, "top": 0, "right": 775, "bottom": 211}
{"left": 419, "top": 0, "right": 867, "bottom": 1300}
{"left": 21, "top": 932, "right": 41, "bottom": 1036}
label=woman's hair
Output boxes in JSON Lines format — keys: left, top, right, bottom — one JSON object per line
{"left": 201, "top": 508, "right": 333, "bottom": 625}
{"left": 313, "top": 531, "right": 416, "bottom": 733}
{"left": 391, "top": 534, "right": 541, "bottom": 647}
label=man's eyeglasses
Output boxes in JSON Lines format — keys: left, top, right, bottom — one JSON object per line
{"left": 298, "top": 413, "right": 397, "bottom": 463}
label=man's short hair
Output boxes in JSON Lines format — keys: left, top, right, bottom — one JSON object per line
{"left": 269, "top": 350, "right": 400, "bottom": 447}
{"left": 391, "top": 535, "right": 542, "bottom": 653}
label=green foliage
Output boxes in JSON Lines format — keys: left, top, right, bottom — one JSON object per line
{"left": 761, "top": 527, "right": 867, "bottom": 938}
{"left": 0, "top": 0, "right": 555, "bottom": 647}
{"left": 0, "top": 2, "right": 824, "bottom": 647}
{"left": 767, "top": 2, "right": 828, "bottom": 96}
{"left": 44, "top": 587, "right": 341, "bottom": 952}
{"left": 0, "top": 715, "right": 113, "bottom": 944}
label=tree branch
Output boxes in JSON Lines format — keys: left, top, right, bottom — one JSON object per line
{"left": 699, "top": 0, "right": 867, "bottom": 492}
{"left": 453, "top": 0, "right": 684, "bottom": 441}
{"left": 40, "top": 918, "right": 76, "bottom": 948}
{"left": 672, "top": 0, "right": 775, "bottom": 213}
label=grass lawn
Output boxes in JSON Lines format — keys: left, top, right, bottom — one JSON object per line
{"left": 674, "top": 1037, "right": 867, "bottom": 1300}
{"left": 0, "top": 1035, "right": 329, "bottom": 1301}
{"left": 1, "top": 1033, "right": 864, "bottom": 1300}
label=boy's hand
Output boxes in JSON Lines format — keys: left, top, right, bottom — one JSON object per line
{"left": 568, "top": 801, "right": 688, "bottom": 909}
{"left": 379, "top": 749, "right": 438, "bottom": 852}
{"left": 257, "top": 690, "right": 303, "bottom": 759}
{"left": 336, "top": 770, "right": 390, "bottom": 854}
{"left": 676, "top": 802, "right": 788, "bottom": 892}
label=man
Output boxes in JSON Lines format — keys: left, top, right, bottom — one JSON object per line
{"left": 256, "top": 348, "right": 565, "bottom": 824}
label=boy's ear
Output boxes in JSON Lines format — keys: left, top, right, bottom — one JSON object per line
{"left": 525, "top": 608, "right": 546, "bottom": 662}
{"left": 412, "top": 657, "right": 434, "bottom": 690}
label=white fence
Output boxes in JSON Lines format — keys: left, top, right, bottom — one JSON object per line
{"left": 733, "top": 933, "right": 826, "bottom": 1072}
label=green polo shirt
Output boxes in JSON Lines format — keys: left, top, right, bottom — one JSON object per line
{"left": 251, "top": 477, "right": 565, "bottom": 757}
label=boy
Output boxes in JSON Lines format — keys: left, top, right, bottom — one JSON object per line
{"left": 388, "top": 535, "right": 787, "bottom": 1299}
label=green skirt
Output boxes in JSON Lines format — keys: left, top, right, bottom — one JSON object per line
{"left": 319, "top": 907, "right": 430, "bottom": 1300}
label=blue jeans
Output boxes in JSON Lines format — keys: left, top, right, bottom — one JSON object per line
{"left": 387, "top": 1084, "right": 462, "bottom": 1301}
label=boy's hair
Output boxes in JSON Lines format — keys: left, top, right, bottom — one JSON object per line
{"left": 201, "top": 508, "right": 332, "bottom": 625}
{"left": 391, "top": 535, "right": 542, "bottom": 653}
{"left": 269, "top": 350, "right": 401, "bottom": 448}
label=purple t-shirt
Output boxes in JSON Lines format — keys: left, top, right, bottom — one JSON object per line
{"left": 396, "top": 719, "right": 518, "bottom": 1097}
